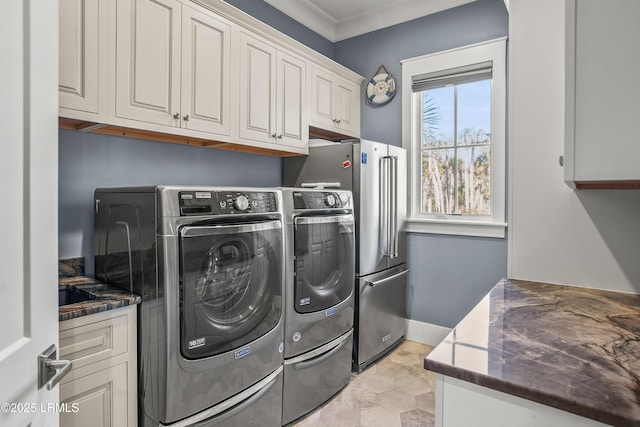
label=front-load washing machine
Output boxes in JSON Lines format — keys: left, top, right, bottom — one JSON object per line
{"left": 280, "top": 188, "right": 355, "bottom": 425}
{"left": 94, "top": 186, "right": 284, "bottom": 426}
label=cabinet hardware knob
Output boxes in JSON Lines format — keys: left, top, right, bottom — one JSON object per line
{"left": 277, "top": 134, "right": 283, "bottom": 139}
{"left": 173, "top": 113, "right": 179, "bottom": 119}
{"left": 559, "top": 155, "right": 564, "bottom": 167}
{"left": 183, "top": 115, "right": 190, "bottom": 121}
{"left": 336, "top": 119, "right": 341, "bottom": 124}
{"left": 271, "top": 133, "right": 277, "bottom": 138}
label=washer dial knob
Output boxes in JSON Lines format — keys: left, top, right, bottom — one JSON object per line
{"left": 324, "top": 194, "right": 336, "bottom": 207}
{"left": 234, "top": 195, "right": 250, "bottom": 211}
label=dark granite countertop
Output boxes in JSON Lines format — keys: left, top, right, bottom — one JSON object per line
{"left": 424, "top": 279, "right": 640, "bottom": 427}
{"left": 59, "top": 276, "right": 141, "bottom": 322}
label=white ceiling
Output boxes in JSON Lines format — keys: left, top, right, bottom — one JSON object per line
{"left": 264, "top": 0, "right": 479, "bottom": 42}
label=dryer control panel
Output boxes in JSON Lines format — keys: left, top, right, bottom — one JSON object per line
{"left": 292, "top": 191, "right": 352, "bottom": 210}
{"left": 178, "top": 191, "right": 278, "bottom": 216}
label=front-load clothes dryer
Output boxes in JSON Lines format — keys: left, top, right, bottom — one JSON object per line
{"left": 280, "top": 188, "right": 355, "bottom": 425}
{"left": 94, "top": 186, "right": 285, "bottom": 427}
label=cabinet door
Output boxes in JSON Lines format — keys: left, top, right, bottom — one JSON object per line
{"left": 571, "top": 0, "right": 640, "bottom": 182}
{"left": 238, "top": 32, "right": 277, "bottom": 144}
{"left": 309, "top": 65, "right": 335, "bottom": 129}
{"left": 60, "top": 363, "right": 129, "bottom": 427}
{"left": 181, "top": 5, "right": 231, "bottom": 136}
{"left": 115, "top": 0, "right": 181, "bottom": 127}
{"left": 59, "top": 0, "right": 101, "bottom": 117}
{"left": 276, "top": 50, "right": 307, "bottom": 149}
{"left": 334, "top": 78, "right": 360, "bottom": 136}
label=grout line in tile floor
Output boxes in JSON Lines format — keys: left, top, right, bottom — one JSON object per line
{"left": 292, "top": 340, "right": 435, "bottom": 427}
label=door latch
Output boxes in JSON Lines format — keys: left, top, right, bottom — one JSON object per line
{"left": 38, "top": 344, "right": 72, "bottom": 390}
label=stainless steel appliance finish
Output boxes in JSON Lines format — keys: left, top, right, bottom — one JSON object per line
{"left": 280, "top": 188, "right": 355, "bottom": 424}
{"left": 94, "top": 186, "right": 284, "bottom": 427}
{"left": 282, "top": 330, "right": 352, "bottom": 425}
{"left": 284, "top": 140, "right": 408, "bottom": 372}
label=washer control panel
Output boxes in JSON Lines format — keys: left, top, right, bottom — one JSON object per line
{"left": 178, "top": 191, "right": 278, "bottom": 216}
{"left": 292, "top": 191, "right": 352, "bottom": 210}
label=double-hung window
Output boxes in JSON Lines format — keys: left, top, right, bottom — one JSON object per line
{"left": 402, "top": 38, "right": 506, "bottom": 238}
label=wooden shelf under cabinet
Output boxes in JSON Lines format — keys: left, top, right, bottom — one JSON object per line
{"left": 59, "top": 117, "right": 302, "bottom": 157}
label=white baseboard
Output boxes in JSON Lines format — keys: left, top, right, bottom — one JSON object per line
{"left": 405, "top": 319, "right": 451, "bottom": 347}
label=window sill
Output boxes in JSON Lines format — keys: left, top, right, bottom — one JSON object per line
{"left": 405, "top": 218, "right": 507, "bottom": 238}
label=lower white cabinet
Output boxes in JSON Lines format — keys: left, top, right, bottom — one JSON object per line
{"left": 58, "top": 305, "right": 137, "bottom": 427}
{"left": 435, "top": 375, "right": 607, "bottom": 427}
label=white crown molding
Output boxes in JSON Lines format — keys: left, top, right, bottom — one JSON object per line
{"left": 265, "top": 0, "right": 477, "bottom": 42}
{"left": 264, "top": 0, "right": 337, "bottom": 41}
{"left": 335, "top": 0, "right": 477, "bottom": 41}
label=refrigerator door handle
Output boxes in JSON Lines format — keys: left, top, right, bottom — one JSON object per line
{"left": 365, "top": 269, "right": 409, "bottom": 287}
{"left": 380, "top": 156, "right": 391, "bottom": 257}
{"left": 390, "top": 156, "right": 398, "bottom": 258}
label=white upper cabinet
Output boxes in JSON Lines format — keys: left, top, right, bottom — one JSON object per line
{"left": 115, "top": 0, "right": 182, "bottom": 127}
{"left": 276, "top": 50, "right": 308, "bottom": 149}
{"left": 59, "top": 0, "right": 363, "bottom": 155}
{"left": 239, "top": 32, "right": 307, "bottom": 150}
{"left": 310, "top": 65, "right": 360, "bottom": 138}
{"left": 114, "top": 0, "right": 232, "bottom": 136}
{"left": 59, "top": 0, "right": 106, "bottom": 121}
{"left": 239, "top": 32, "right": 277, "bottom": 144}
{"left": 564, "top": 0, "right": 640, "bottom": 188}
{"left": 180, "top": 5, "right": 231, "bottom": 136}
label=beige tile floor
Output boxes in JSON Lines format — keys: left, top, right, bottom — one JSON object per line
{"left": 292, "top": 341, "right": 436, "bottom": 427}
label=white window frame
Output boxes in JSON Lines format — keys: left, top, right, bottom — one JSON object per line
{"left": 401, "top": 38, "right": 507, "bottom": 238}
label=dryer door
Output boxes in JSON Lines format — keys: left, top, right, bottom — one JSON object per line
{"left": 179, "top": 220, "right": 282, "bottom": 359}
{"left": 293, "top": 214, "right": 355, "bottom": 314}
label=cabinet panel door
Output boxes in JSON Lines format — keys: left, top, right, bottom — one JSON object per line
{"left": 59, "top": 313, "right": 129, "bottom": 374}
{"left": 239, "top": 32, "right": 276, "bottom": 144}
{"left": 309, "top": 66, "right": 335, "bottom": 129}
{"left": 60, "top": 363, "right": 129, "bottom": 427}
{"left": 59, "top": 0, "right": 100, "bottom": 115}
{"left": 115, "top": 0, "right": 181, "bottom": 126}
{"left": 181, "top": 5, "right": 231, "bottom": 135}
{"left": 277, "top": 50, "right": 307, "bottom": 149}
{"left": 335, "top": 78, "right": 359, "bottom": 136}
{"left": 573, "top": 0, "right": 640, "bottom": 181}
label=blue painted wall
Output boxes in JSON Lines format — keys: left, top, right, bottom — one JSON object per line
{"left": 334, "top": 0, "right": 509, "bottom": 328}
{"left": 58, "top": 130, "right": 282, "bottom": 275}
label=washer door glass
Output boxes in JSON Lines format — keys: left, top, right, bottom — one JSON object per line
{"left": 179, "top": 220, "right": 282, "bottom": 359}
{"left": 294, "top": 215, "right": 355, "bottom": 314}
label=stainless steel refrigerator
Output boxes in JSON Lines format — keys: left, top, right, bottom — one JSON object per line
{"left": 284, "top": 139, "right": 407, "bottom": 372}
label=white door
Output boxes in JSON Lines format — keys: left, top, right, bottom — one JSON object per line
{"left": 0, "top": 1, "right": 61, "bottom": 426}
{"left": 238, "top": 32, "right": 277, "bottom": 144}
{"left": 276, "top": 50, "right": 307, "bottom": 149}
{"left": 115, "top": 0, "right": 182, "bottom": 127}
{"left": 334, "top": 78, "right": 359, "bottom": 136}
{"left": 59, "top": 0, "right": 101, "bottom": 117}
{"left": 181, "top": 5, "right": 232, "bottom": 136}
{"left": 309, "top": 66, "right": 335, "bottom": 129}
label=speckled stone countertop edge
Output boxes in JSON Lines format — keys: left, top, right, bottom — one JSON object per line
{"left": 424, "top": 279, "right": 640, "bottom": 427}
{"left": 59, "top": 276, "right": 141, "bottom": 322}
